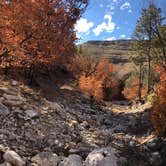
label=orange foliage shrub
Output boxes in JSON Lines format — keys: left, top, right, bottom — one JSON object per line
{"left": 151, "top": 66, "right": 166, "bottom": 136}
{"left": 79, "top": 75, "right": 104, "bottom": 101}
{"left": 70, "top": 55, "right": 119, "bottom": 101}
{"left": 0, "top": 0, "right": 88, "bottom": 78}
{"left": 123, "top": 77, "right": 147, "bottom": 100}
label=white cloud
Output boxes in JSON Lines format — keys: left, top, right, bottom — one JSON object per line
{"left": 117, "top": 26, "right": 120, "bottom": 30}
{"left": 75, "top": 18, "right": 94, "bottom": 33}
{"left": 120, "top": 34, "right": 126, "bottom": 38}
{"left": 120, "top": 2, "right": 131, "bottom": 10}
{"left": 93, "top": 14, "right": 116, "bottom": 36}
{"left": 106, "top": 37, "right": 116, "bottom": 41}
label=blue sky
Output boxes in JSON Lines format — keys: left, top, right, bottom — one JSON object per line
{"left": 75, "top": 0, "right": 166, "bottom": 44}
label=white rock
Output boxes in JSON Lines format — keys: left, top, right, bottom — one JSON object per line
{"left": 31, "top": 151, "right": 59, "bottom": 166}
{"left": 59, "top": 154, "right": 83, "bottom": 166}
{"left": 85, "top": 148, "right": 117, "bottom": 166}
{"left": 3, "top": 150, "right": 25, "bottom": 166}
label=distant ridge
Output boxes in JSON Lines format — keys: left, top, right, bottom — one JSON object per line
{"left": 79, "top": 39, "right": 136, "bottom": 81}
{"left": 84, "top": 39, "right": 136, "bottom": 46}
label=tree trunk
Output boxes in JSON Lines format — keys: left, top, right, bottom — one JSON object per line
{"left": 147, "top": 50, "right": 151, "bottom": 94}
{"left": 138, "top": 63, "right": 143, "bottom": 101}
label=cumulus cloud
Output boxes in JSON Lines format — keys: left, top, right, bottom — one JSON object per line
{"left": 75, "top": 18, "right": 94, "bottom": 33}
{"left": 93, "top": 14, "right": 116, "bottom": 36}
{"left": 106, "top": 37, "right": 116, "bottom": 41}
{"left": 120, "top": 2, "right": 131, "bottom": 10}
{"left": 120, "top": 34, "right": 126, "bottom": 38}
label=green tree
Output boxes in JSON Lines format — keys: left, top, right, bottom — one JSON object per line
{"left": 133, "top": 3, "right": 164, "bottom": 94}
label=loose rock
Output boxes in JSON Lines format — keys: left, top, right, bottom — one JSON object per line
{"left": 31, "top": 151, "right": 59, "bottom": 166}
{"left": 3, "top": 150, "right": 25, "bottom": 166}
{"left": 0, "top": 103, "right": 9, "bottom": 115}
{"left": 59, "top": 154, "right": 83, "bottom": 166}
{"left": 85, "top": 148, "right": 117, "bottom": 166}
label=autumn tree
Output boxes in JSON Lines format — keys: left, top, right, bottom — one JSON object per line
{"left": 69, "top": 54, "right": 119, "bottom": 101}
{"left": 151, "top": 66, "right": 166, "bottom": 136}
{"left": 0, "top": 0, "right": 88, "bottom": 82}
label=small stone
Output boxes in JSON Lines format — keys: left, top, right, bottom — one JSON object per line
{"left": 0, "top": 103, "right": 9, "bottom": 115}
{"left": 129, "top": 141, "right": 135, "bottom": 147}
{"left": 3, "top": 100, "right": 23, "bottom": 107}
{"left": 150, "top": 151, "right": 162, "bottom": 166}
{"left": 3, "top": 94, "right": 24, "bottom": 101}
{"left": 69, "top": 120, "right": 78, "bottom": 128}
{"left": 151, "top": 151, "right": 160, "bottom": 157}
{"left": 3, "top": 150, "right": 25, "bottom": 166}
{"left": 49, "top": 102, "right": 62, "bottom": 111}
{"left": 0, "top": 145, "right": 7, "bottom": 152}
{"left": 78, "top": 121, "right": 90, "bottom": 130}
{"left": 11, "top": 80, "right": 18, "bottom": 86}
{"left": 148, "top": 142, "right": 156, "bottom": 148}
{"left": 25, "top": 110, "right": 39, "bottom": 119}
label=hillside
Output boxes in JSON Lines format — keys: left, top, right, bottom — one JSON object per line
{"left": 0, "top": 75, "right": 165, "bottom": 166}
{"left": 80, "top": 40, "right": 136, "bottom": 81}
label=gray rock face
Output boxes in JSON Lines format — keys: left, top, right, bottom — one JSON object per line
{"left": 3, "top": 150, "right": 25, "bottom": 166}
{"left": 85, "top": 148, "right": 117, "bottom": 166}
{"left": 0, "top": 103, "right": 9, "bottom": 115}
{"left": 59, "top": 154, "right": 83, "bottom": 166}
{"left": 31, "top": 151, "right": 59, "bottom": 166}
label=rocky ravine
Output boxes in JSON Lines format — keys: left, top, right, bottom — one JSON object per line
{"left": 0, "top": 77, "right": 165, "bottom": 166}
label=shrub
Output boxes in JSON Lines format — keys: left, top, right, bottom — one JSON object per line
{"left": 147, "top": 93, "right": 156, "bottom": 103}
{"left": 123, "top": 76, "right": 147, "bottom": 100}
{"left": 151, "top": 66, "right": 166, "bottom": 136}
{"left": 69, "top": 54, "right": 119, "bottom": 101}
